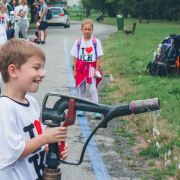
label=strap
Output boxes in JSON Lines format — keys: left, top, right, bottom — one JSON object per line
{"left": 92, "top": 36, "right": 97, "bottom": 59}
{"left": 77, "top": 38, "right": 81, "bottom": 58}
{"left": 146, "top": 61, "right": 152, "bottom": 72}
{"left": 77, "top": 37, "right": 97, "bottom": 59}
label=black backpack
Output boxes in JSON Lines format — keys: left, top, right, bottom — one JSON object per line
{"left": 46, "top": 8, "right": 52, "bottom": 20}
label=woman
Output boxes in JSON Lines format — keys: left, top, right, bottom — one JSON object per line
{"left": 15, "top": 0, "right": 28, "bottom": 39}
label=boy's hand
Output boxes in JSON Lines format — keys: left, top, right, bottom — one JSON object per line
{"left": 43, "top": 126, "right": 67, "bottom": 144}
{"left": 44, "top": 144, "right": 49, "bottom": 154}
{"left": 74, "top": 71, "right": 77, "bottom": 79}
{"left": 44, "top": 143, "right": 68, "bottom": 161}
{"left": 61, "top": 144, "right": 69, "bottom": 161}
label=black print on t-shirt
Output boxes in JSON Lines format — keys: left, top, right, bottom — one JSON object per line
{"left": 28, "top": 150, "right": 45, "bottom": 180}
{"left": 19, "top": 8, "right": 23, "bottom": 14}
{"left": 80, "top": 47, "right": 93, "bottom": 61}
{"left": 23, "top": 123, "right": 41, "bottom": 153}
{"left": 24, "top": 123, "right": 45, "bottom": 179}
{"left": 0, "top": 20, "right": 5, "bottom": 24}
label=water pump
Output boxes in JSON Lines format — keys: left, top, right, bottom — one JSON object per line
{"left": 41, "top": 92, "right": 160, "bottom": 179}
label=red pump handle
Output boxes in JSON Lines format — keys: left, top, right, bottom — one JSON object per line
{"left": 60, "top": 99, "right": 76, "bottom": 154}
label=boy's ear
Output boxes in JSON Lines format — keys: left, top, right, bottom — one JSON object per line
{"left": 8, "top": 64, "right": 18, "bottom": 79}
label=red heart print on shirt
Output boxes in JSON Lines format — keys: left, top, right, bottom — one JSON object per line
{"left": 34, "top": 117, "right": 42, "bottom": 135}
{"left": 1, "top": 17, "right": 4, "bottom": 20}
{"left": 85, "top": 47, "right": 93, "bottom": 54}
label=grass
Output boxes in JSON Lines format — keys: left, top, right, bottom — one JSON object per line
{"left": 125, "top": 161, "right": 137, "bottom": 167}
{"left": 125, "top": 155, "right": 135, "bottom": 160}
{"left": 115, "top": 149, "right": 124, "bottom": 153}
{"left": 147, "top": 159, "right": 155, "bottom": 166}
{"left": 84, "top": 13, "right": 180, "bottom": 178}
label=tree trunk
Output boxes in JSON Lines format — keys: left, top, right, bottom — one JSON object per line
{"left": 139, "top": 0, "right": 142, "bottom": 23}
{"left": 147, "top": 0, "right": 149, "bottom": 23}
{"left": 30, "top": 0, "right": 34, "bottom": 23}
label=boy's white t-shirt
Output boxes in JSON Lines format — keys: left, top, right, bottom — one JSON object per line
{"left": 71, "top": 36, "right": 103, "bottom": 62}
{"left": 0, "top": 95, "right": 46, "bottom": 180}
{"left": 0, "top": 13, "right": 8, "bottom": 30}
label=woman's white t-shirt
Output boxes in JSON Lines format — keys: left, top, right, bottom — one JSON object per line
{"left": 71, "top": 36, "right": 103, "bottom": 62}
{"left": 14, "top": 5, "right": 22, "bottom": 20}
{"left": 21, "top": 5, "right": 28, "bottom": 19}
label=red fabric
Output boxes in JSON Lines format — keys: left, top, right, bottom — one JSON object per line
{"left": 34, "top": 117, "right": 42, "bottom": 135}
{"left": 75, "top": 59, "right": 103, "bottom": 88}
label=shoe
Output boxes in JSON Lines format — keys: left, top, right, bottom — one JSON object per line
{"left": 36, "top": 41, "right": 40, "bottom": 44}
{"left": 94, "top": 112, "right": 101, "bottom": 119}
{"left": 77, "top": 111, "right": 85, "bottom": 116}
{"left": 41, "top": 41, "right": 46, "bottom": 44}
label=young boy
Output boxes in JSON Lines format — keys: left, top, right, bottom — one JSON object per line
{"left": 0, "top": 3, "right": 9, "bottom": 32}
{"left": 0, "top": 38, "right": 68, "bottom": 179}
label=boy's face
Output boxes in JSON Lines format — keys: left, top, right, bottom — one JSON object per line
{"left": 0, "top": 7, "right": 5, "bottom": 13}
{"left": 15, "top": 56, "right": 46, "bottom": 93}
{"left": 81, "top": 23, "right": 93, "bottom": 39}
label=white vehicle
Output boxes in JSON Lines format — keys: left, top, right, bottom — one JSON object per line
{"left": 47, "top": 7, "right": 70, "bottom": 28}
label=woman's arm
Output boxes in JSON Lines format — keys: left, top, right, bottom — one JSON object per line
{"left": 95, "top": 57, "right": 101, "bottom": 71}
{"left": 14, "top": 10, "right": 19, "bottom": 19}
{"left": 74, "top": 57, "right": 78, "bottom": 79}
{"left": 18, "top": 11, "right": 25, "bottom": 18}
{"left": 93, "top": 57, "right": 101, "bottom": 77}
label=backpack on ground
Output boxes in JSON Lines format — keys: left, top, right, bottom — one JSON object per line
{"left": 6, "top": 29, "right": 14, "bottom": 40}
{"left": 46, "top": 8, "right": 52, "bottom": 20}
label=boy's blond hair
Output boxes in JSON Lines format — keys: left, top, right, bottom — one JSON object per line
{"left": 81, "top": 19, "right": 93, "bottom": 28}
{"left": 0, "top": 3, "right": 5, "bottom": 9}
{"left": 0, "top": 38, "right": 46, "bottom": 83}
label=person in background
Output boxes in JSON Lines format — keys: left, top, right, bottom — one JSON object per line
{"left": 0, "top": 10, "right": 7, "bottom": 97}
{"left": 71, "top": 19, "right": 103, "bottom": 119}
{"left": 33, "top": 2, "right": 39, "bottom": 24}
{"left": 10, "top": 0, "right": 16, "bottom": 10}
{"left": 15, "top": 0, "right": 28, "bottom": 39}
{"left": 37, "top": 0, "right": 47, "bottom": 44}
{"left": 1, "top": 0, "right": 9, "bottom": 15}
{"left": 0, "top": 3, "right": 9, "bottom": 32}
{"left": 96, "top": 12, "right": 103, "bottom": 22}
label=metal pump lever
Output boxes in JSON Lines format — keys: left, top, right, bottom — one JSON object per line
{"left": 41, "top": 92, "right": 160, "bottom": 168}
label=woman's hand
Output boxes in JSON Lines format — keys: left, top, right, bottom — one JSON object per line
{"left": 61, "top": 144, "right": 69, "bottom": 161}
{"left": 93, "top": 70, "right": 97, "bottom": 77}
